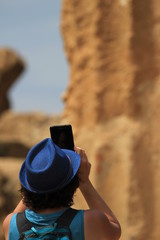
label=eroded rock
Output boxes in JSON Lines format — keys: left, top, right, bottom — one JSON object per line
{"left": 0, "top": 48, "right": 25, "bottom": 114}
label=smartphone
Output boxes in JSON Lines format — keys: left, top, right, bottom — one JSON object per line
{"left": 50, "top": 125, "right": 74, "bottom": 150}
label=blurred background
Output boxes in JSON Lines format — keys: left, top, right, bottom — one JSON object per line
{"left": 0, "top": 0, "right": 68, "bottom": 114}
{"left": 0, "top": 0, "right": 160, "bottom": 240}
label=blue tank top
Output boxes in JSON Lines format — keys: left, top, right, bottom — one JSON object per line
{"left": 9, "top": 208, "right": 84, "bottom": 240}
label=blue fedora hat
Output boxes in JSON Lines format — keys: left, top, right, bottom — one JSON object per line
{"left": 19, "top": 138, "right": 81, "bottom": 193}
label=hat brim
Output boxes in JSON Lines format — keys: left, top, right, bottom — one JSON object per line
{"left": 19, "top": 148, "right": 81, "bottom": 193}
{"left": 62, "top": 148, "right": 81, "bottom": 181}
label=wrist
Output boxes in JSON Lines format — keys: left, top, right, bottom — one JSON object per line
{"left": 79, "top": 179, "right": 92, "bottom": 192}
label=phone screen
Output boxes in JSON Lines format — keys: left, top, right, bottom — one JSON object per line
{"left": 50, "top": 125, "right": 74, "bottom": 150}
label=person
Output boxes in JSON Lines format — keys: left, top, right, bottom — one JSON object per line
{"left": 3, "top": 138, "right": 121, "bottom": 240}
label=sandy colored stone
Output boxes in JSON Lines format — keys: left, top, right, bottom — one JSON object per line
{"left": 0, "top": 48, "right": 25, "bottom": 115}
{"left": 0, "top": 110, "right": 63, "bottom": 148}
{"left": 61, "top": 0, "right": 133, "bottom": 128}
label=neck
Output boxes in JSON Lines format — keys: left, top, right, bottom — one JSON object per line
{"left": 34, "top": 207, "right": 68, "bottom": 214}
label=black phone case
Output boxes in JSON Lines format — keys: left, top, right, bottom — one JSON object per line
{"left": 50, "top": 125, "right": 74, "bottom": 150}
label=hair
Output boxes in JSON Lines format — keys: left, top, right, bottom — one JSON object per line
{"left": 20, "top": 174, "right": 79, "bottom": 211}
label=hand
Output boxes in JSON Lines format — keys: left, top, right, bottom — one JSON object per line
{"left": 74, "top": 147, "right": 91, "bottom": 185}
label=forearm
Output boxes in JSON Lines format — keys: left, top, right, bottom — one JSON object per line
{"left": 79, "top": 179, "right": 120, "bottom": 225}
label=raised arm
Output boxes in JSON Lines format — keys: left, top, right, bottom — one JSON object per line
{"left": 75, "top": 147, "right": 121, "bottom": 240}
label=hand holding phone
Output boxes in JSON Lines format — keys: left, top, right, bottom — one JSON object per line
{"left": 50, "top": 125, "right": 74, "bottom": 150}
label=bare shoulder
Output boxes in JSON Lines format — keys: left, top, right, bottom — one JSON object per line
{"left": 3, "top": 213, "right": 14, "bottom": 239}
{"left": 84, "top": 209, "right": 121, "bottom": 240}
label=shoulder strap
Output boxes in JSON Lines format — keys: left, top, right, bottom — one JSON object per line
{"left": 16, "top": 208, "right": 78, "bottom": 234}
{"left": 56, "top": 208, "right": 78, "bottom": 228}
{"left": 16, "top": 212, "right": 33, "bottom": 234}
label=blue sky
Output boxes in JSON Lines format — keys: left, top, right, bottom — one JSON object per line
{"left": 0, "top": 0, "right": 69, "bottom": 114}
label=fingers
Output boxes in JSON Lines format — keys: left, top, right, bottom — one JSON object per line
{"left": 74, "top": 146, "right": 82, "bottom": 154}
{"left": 74, "top": 147, "right": 90, "bottom": 169}
{"left": 74, "top": 147, "right": 87, "bottom": 160}
{"left": 74, "top": 147, "right": 91, "bottom": 184}
{"left": 74, "top": 146, "right": 84, "bottom": 157}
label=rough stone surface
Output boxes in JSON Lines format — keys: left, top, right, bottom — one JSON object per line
{"left": 61, "top": 0, "right": 133, "bottom": 127}
{"left": 0, "top": 110, "right": 64, "bottom": 150}
{"left": 0, "top": 48, "right": 24, "bottom": 115}
{"left": 61, "top": 0, "right": 160, "bottom": 239}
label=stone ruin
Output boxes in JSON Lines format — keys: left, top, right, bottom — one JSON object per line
{"left": 0, "top": 49, "right": 24, "bottom": 114}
